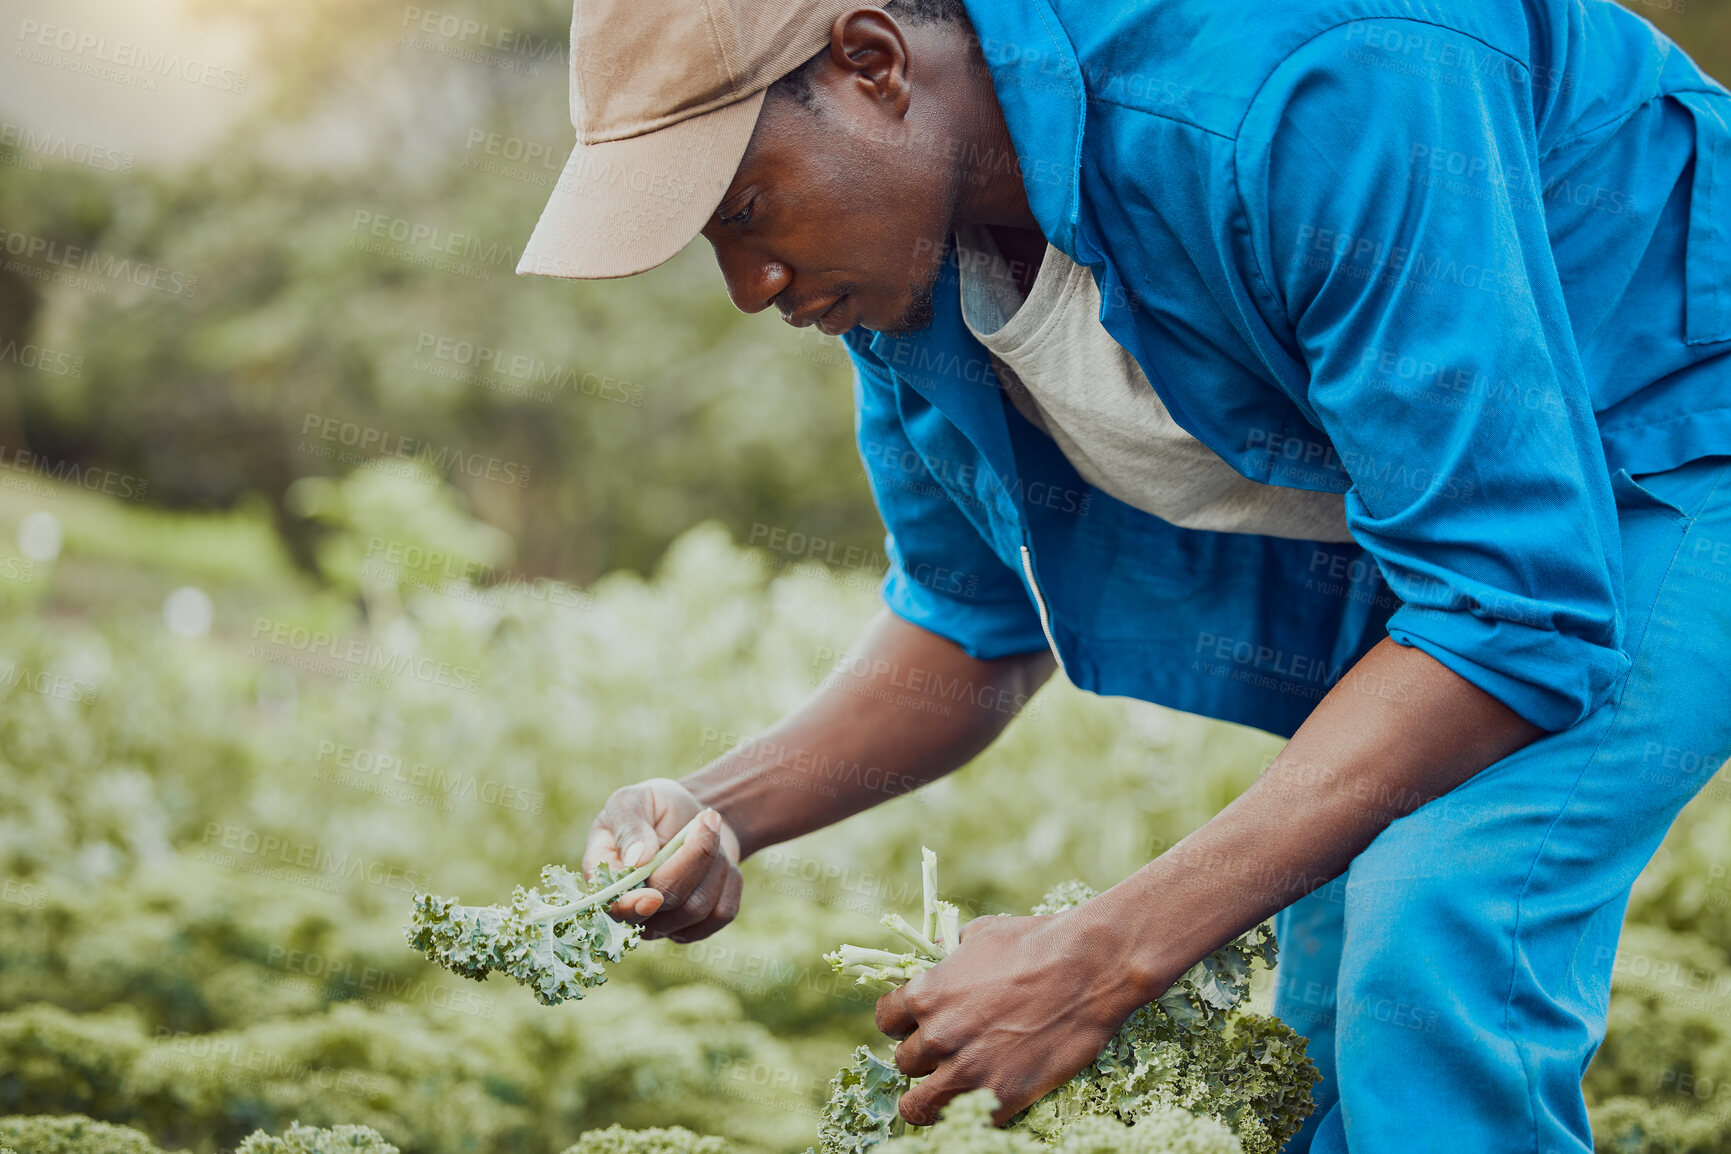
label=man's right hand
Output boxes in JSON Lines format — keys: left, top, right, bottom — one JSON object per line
{"left": 582, "top": 777, "right": 744, "bottom": 943}
{"left": 582, "top": 618, "right": 1053, "bottom": 944}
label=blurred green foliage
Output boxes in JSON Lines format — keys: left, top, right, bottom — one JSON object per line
{"left": 0, "top": 468, "right": 1289, "bottom": 1152}
{"left": 0, "top": 1114, "right": 401, "bottom": 1154}
{"left": 0, "top": 470, "right": 1725, "bottom": 1151}
{"left": 2, "top": 0, "right": 1716, "bottom": 587}
{"left": 0, "top": 0, "right": 876, "bottom": 586}
{"left": 0, "top": 1113, "right": 186, "bottom": 1154}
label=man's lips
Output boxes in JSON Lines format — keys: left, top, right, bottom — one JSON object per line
{"left": 815, "top": 295, "right": 853, "bottom": 336}
{"left": 783, "top": 294, "right": 850, "bottom": 333}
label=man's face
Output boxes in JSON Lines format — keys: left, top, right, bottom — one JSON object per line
{"left": 699, "top": 45, "right": 962, "bottom": 337}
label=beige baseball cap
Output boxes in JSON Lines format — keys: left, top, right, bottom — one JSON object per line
{"left": 516, "top": 0, "right": 890, "bottom": 281}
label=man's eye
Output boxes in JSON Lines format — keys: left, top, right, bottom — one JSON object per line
{"left": 719, "top": 199, "right": 754, "bottom": 226}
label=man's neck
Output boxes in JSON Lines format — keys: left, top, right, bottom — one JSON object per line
{"left": 947, "top": 31, "right": 1040, "bottom": 236}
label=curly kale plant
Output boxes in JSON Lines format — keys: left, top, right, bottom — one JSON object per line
{"left": 816, "top": 1046, "right": 909, "bottom": 1154}
{"left": 817, "top": 853, "right": 1319, "bottom": 1154}
{"left": 405, "top": 814, "right": 703, "bottom": 1005}
{"left": 869, "top": 1089, "right": 1244, "bottom": 1154}
{"left": 559, "top": 1125, "right": 729, "bottom": 1153}
{"left": 235, "top": 1122, "right": 399, "bottom": 1154}
{"left": 0, "top": 1114, "right": 180, "bottom": 1154}
{"left": 0, "top": 1116, "right": 397, "bottom": 1154}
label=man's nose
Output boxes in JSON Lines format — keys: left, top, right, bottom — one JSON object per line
{"left": 714, "top": 247, "right": 792, "bottom": 315}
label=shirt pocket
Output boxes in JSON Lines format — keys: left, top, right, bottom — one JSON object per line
{"left": 1674, "top": 90, "right": 1731, "bottom": 346}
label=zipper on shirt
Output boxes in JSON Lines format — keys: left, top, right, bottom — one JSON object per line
{"left": 1020, "top": 544, "right": 1067, "bottom": 677}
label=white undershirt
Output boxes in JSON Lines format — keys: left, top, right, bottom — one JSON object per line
{"left": 953, "top": 225, "right": 1353, "bottom": 543}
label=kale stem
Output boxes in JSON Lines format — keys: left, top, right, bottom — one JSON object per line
{"left": 538, "top": 812, "right": 707, "bottom": 921}
{"left": 882, "top": 913, "right": 941, "bottom": 959}
{"left": 921, "top": 847, "right": 939, "bottom": 945}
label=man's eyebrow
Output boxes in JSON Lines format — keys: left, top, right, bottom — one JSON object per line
{"left": 716, "top": 181, "right": 755, "bottom": 213}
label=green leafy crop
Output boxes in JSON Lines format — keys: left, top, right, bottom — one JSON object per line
{"left": 235, "top": 1122, "right": 400, "bottom": 1154}
{"left": 405, "top": 815, "right": 704, "bottom": 1005}
{"left": 0, "top": 1114, "right": 180, "bottom": 1154}
{"left": 0, "top": 1116, "right": 401, "bottom": 1154}
{"left": 3, "top": 486, "right": 1727, "bottom": 1153}
{"left": 866, "top": 1090, "right": 1244, "bottom": 1154}
{"left": 816, "top": 1048, "right": 907, "bottom": 1154}
{"left": 559, "top": 1124, "right": 730, "bottom": 1153}
{"left": 816, "top": 853, "right": 1317, "bottom": 1154}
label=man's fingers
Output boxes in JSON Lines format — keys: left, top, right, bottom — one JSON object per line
{"left": 585, "top": 803, "right": 661, "bottom": 880}
{"left": 611, "top": 813, "right": 664, "bottom": 870}
{"left": 611, "top": 888, "right": 663, "bottom": 921}
{"left": 896, "top": 1064, "right": 970, "bottom": 1127}
{"left": 581, "top": 826, "right": 621, "bottom": 879}
{"left": 981, "top": 1075, "right": 1043, "bottom": 1127}
{"left": 898, "top": 1057, "right": 1034, "bottom": 1128}
{"left": 634, "top": 813, "right": 720, "bottom": 912}
{"left": 957, "top": 912, "right": 1011, "bottom": 943}
{"left": 892, "top": 1030, "right": 943, "bottom": 1078}
{"left": 645, "top": 851, "right": 730, "bottom": 938}
{"left": 875, "top": 985, "right": 917, "bottom": 1039}
{"left": 667, "top": 868, "right": 743, "bottom": 943}
{"left": 591, "top": 805, "right": 662, "bottom": 915}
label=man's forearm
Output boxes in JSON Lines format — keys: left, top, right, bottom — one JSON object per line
{"left": 1078, "top": 637, "right": 1544, "bottom": 999}
{"left": 683, "top": 610, "right": 1056, "bottom": 859}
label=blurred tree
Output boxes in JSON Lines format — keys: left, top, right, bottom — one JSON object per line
{"left": 0, "top": 0, "right": 876, "bottom": 585}
{"left": 0, "top": 0, "right": 1724, "bottom": 583}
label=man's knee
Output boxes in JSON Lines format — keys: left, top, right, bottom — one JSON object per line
{"left": 1332, "top": 862, "right": 1478, "bottom": 1043}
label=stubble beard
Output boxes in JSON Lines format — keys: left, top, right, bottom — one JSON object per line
{"left": 883, "top": 166, "right": 966, "bottom": 338}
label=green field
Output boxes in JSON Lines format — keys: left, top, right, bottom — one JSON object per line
{"left": 1, "top": 470, "right": 1730, "bottom": 1152}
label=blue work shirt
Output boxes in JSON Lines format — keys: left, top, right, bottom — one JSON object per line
{"left": 844, "top": 0, "right": 1731, "bottom": 736}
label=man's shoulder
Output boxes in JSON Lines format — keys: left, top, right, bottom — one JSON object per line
{"left": 1013, "top": 0, "right": 1531, "bottom": 136}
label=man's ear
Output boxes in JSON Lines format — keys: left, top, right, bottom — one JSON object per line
{"left": 827, "top": 7, "right": 914, "bottom": 118}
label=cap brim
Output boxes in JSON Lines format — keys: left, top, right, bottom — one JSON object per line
{"left": 516, "top": 89, "right": 766, "bottom": 280}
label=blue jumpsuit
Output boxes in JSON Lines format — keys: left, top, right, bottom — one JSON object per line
{"left": 840, "top": 0, "right": 1731, "bottom": 1145}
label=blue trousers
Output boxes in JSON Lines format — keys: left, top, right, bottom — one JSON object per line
{"left": 1273, "top": 455, "right": 1731, "bottom": 1153}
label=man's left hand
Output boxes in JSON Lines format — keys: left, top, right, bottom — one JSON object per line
{"left": 873, "top": 907, "right": 1156, "bottom": 1126}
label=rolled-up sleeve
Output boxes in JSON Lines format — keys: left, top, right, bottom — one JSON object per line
{"left": 1239, "top": 21, "right": 1630, "bottom": 730}
{"left": 844, "top": 334, "right": 1050, "bottom": 661}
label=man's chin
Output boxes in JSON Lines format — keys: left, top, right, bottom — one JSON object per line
{"left": 860, "top": 230, "right": 952, "bottom": 338}
{"left": 875, "top": 281, "right": 939, "bottom": 339}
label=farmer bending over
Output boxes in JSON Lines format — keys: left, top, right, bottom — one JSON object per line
{"left": 517, "top": 1, "right": 1731, "bottom": 1149}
